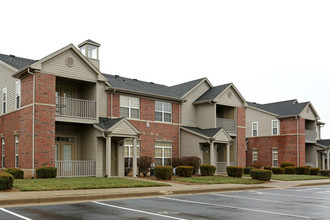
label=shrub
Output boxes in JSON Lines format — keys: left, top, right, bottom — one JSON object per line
{"left": 244, "top": 167, "right": 254, "bottom": 174}
{"left": 138, "top": 156, "right": 152, "bottom": 177}
{"left": 155, "top": 166, "right": 173, "bottom": 180}
{"left": 36, "top": 166, "right": 57, "bottom": 178}
{"left": 4, "top": 168, "right": 24, "bottom": 179}
{"left": 251, "top": 162, "right": 262, "bottom": 169}
{"left": 264, "top": 167, "right": 272, "bottom": 171}
{"left": 280, "top": 162, "right": 295, "bottom": 168}
{"left": 171, "top": 157, "right": 183, "bottom": 168}
{"left": 250, "top": 169, "right": 272, "bottom": 181}
{"left": 272, "top": 167, "right": 285, "bottom": 174}
{"left": 182, "top": 156, "right": 201, "bottom": 175}
{"left": 0, "top": 172, "right": 14, "bottom": 190}
{"left": 124, "top": 158, "right": 132, "bottom": 176}
{"left": 320, "top": 170, "right": 330, "bottom": 177}
{"left": 309, "top": 168, "right": 320, "bottom": 175}
{"left": 295, "top": 167, "right": 310, "bottom": 175}
{"left": 284, "top": 166, "right": 296, "bottom": 174}
{"left": 200, "top": 165, "right": 216, "bottom": 176}
{"left": 176, "top": 166, "right": 193, "bottom": 177}
{"left": 226, "top": 166, "right": 243, "bottom": 178}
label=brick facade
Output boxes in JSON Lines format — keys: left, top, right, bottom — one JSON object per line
{"left": 237, "top": 107, "right": 246, "bottom": 167}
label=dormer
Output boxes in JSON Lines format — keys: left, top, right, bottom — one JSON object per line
{"left": 78, "top": 39, "right": 100, "bottom": 70}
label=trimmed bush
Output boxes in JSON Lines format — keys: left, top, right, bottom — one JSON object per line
{"left": 320, "top": 170, "right": 330, "bottom": 177}
{"left": 155, "top": 166, "right": 173, "bottom": 180}
{"left": 138, "top": 156, "right": 152, "bottom": 177}
{"left": 272, "top": 167, "right": 285, "bottom": 174}
{"left": 200, "top": 165, "right": 216, "bottom": 176}
{"left": 280, "top": 162, "right": 295, "bottom": 168}
{"left": 0, "top": 171, "right": 14, "bottom": 190}
{"left": 36, "top": 166, "right": 57, "bottom": 179}
{"left": 171, "top": 157, "right": 183, "bottom": 168}
{"left": 250, "top": 169, "right": 272, "bottom": 181}
{"left": 295, "top": 167, "right": 310, "bottom": 175}
{"left": 176, "top": 166, "right": 193, "bottom": 177}
{"left": 226, "top": 166, "right": 243, "bottom": 178}
{"left": 4, "top": 168, "right": 24, "bottom": 179}
{"left": 244, "top": 167, "right": 254, "bottom": 174}
{"left": 182, "top": 156, "right": 201, "bottom": 175}
{"left": 251, "top": 162, "right": 262, "bottom": 169}
{"left": 264, "top": 167, "right": 272, "bottom": 171}
{"left": 284, "top": 166, "right": 296, "bottom": 174}
{"left": 309, "top": 168, "right": 320, "bottom": 175}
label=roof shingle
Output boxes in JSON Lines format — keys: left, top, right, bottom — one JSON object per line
{"left": 0, "top": 53, "right": 36, "bottom": 70}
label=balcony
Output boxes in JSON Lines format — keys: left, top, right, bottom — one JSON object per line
{"left": 217, "top": 118, "right": 237, "bottom": 134}
{"left": 56, "top": 96, "right": 96, "bottom": 120}
{"left": 305, "top": 129, "right": 316, "bottom": 142}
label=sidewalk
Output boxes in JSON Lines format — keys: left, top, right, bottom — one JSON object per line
{"left": 1, "top": 178, "right": 330, "bottom": 208}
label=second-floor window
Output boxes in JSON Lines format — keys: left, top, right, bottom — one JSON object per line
{"left": 252, "top": 122, "right": 258, "bottom": 137}
{"left": 15, "top": 135, "right": 19, "bottom": 168}
{"left": 15, "top": 80, "right": 21, "bottom": 109}
{"left": 1, "top": 137, "right": 4, "bottom": 168}
{"left": 252, "top": 148, "right": 258, "bottom": 162}
{"left": 120, "top": 96, "right": 140, "bottom": 119}
{"left": 155, "top": 101, "right": 172, "bottom": 122}
{"left": 272, "top": 120, "right": 279, "bottom": 135}
{"left": 2, "top": 88, "right": 7, "bottom": 114}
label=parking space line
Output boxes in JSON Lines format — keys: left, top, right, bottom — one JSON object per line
{"left": 0, "top": 208, "right": 32, "bottom": 220}
{"left": 317, "top": 191, "right": 330, "bottom": 194}
{"left": 296, "top": 188, "right": 322, "bottom": 191}
{"left": 159, "top": 196, "right": 309, "bottom": 219}
{"left": 249, "top": 191, "right": 330, "bottom": 201}
{"left": 210, "top": 193, "right": 330, "bottom": 209}
{"left": 92, "top": 201, "right": 187, "bottom": 220}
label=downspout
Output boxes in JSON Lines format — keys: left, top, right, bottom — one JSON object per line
{"left": 28, "top": 67, "right": 36, "bottom": 178}
{"left": 178, "top": 101, "right": 181, "bottom": 157}
{"left": 296, "top": 116, "right": 300, "bottom": 166}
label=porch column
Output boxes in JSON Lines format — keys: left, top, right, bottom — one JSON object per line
{"left": 226, "top": 143, "right": 230, "bottom": 166}
{"left": 106, "top": 135, "right": 111, "bottom": 177}
{"left": 322, "top": 153, "right": 325, "bottom": 170}
{"left": 132, "top": 137, "right": 137, "bottom": 177}
{"left": 210, "top": 142, "right": 215, "bottom": 166}
{"left": 315, "top": 150, "right": 319, "bottom": 168}
{"left": 327, "top": 150, "right": 330, "bottom": 170}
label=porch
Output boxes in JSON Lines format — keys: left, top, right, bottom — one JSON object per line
{"left": 55, "top": 160, "right": 96, "bottom": 177}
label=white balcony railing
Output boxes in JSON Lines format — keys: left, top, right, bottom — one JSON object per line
{"left": 305, "top": 129, "right": 316, "bottom": 142}
{"left": 55, "top": 160, "right": 96, "bottom": 177}
{"left": 216, "top": 118, "right": 237, "bottom": 134}
{"left": 216, "top": 162, "right": 237, "bottom": 173}
{"left": 56, "top": 97, "right": 96, "bottom": 119}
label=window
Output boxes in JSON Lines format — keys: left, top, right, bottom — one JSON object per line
{"left": 252, "top": 122, "right": 258, "bottom": 137}
{"left": 15, "top": 81, "right": 21, "bottom": 109}
{"left": 80, "top": 45, "right": 86, "bottom": 56}
{"left": 1, "top": 137, "right": 4, "bottom": 168}
{"left": 155, "top": 141, "right": 172, "bottom": 166}
{"left": 2, "top": 88, "right": 7, "bottom": 114}
{"left": 87, "top": 45, "right": 97, "bottom": 59}
{"left": 272, "top": 120, "right": 279, "bottom": 135}
{"left": 124, "top": 139, "right": 140, "bottom": 158}
{"left": 155, "top": 101, "right": 172, "bottom": 122}
{"left": 252, "top": 148, "right": 258, "bottom": 162}
{"left": 15, "top": 135, "right": 19, "bottom": 168}
{"left": 272, "top": 148, "right": 278, "bottom": 167}
{"left": 120, "top": 96, "right": 140, "bottom": 119}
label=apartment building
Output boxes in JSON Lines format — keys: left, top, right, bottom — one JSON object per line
{"left": 0, "top": 40, "right": 247, "bottom": 177}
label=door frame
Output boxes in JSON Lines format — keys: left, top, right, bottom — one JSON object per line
{"left": 55, "top": 136, "right": 77, "bottom": 161}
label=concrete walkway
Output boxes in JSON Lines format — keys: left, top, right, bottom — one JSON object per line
{"left": 1, "top": 178, "right": 330, "bottom": 208}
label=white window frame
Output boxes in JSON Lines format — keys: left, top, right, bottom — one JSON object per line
{"left": 272, "top": 148, "right": 278, "bottom": 167}
{"left": 252, "top": 122, "right": 258, "bottom": 137}
{"left": 252, "top": 148, "right": 258, "bottom": 162}
{"left": 87, "top": 45, "right": 97, "bottom": 59}
{"left": 124, "top": 139, "right": 140, "bottom": 158}
{"left": 15, "top": 80, "right": 21, "bottom": 109}
{"left": 155, "top": 142, "right": 172, "bottom": 166}
{"left": 272, "top": 119, "right": 279, "bottom": 135}
{"left": 120, "top": 95, "right": 140, "bottom": 119}
{"left": 2, "top": 87, "right": 7, "bottom": 114}
{"left": 15, "top": 135, "right": 19, "bottom": 168}
{"left": 1, "top": 137, "right": 4, "bottom": 168}
{"left": 155, "top": 101, "right": 172, "bottom": 122}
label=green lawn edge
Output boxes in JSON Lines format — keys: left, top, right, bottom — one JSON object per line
{"left": 271, "top": 174, "right": 330, "bottom": 181}
{"left": 174, "top": 176, "right": 263, "bottom": 184}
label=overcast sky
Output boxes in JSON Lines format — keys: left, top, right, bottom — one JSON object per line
{"left": 1, "top": 0, "right": 330, "bottom": 138}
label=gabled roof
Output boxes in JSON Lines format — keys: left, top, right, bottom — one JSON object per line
{"left": 0, "top": 53, "right": 36, "bottom": 70}
{"left": 317, "top": 139, "right": 330, "bottom": 147}
{"left": 95, "top": 117, "right": 141, "bottom": 136}
{"left": 247, "top": 99, "right": 314, "bottom": 118}
{"left": 182, "top": 126, "right": 232, "bottom": 142}
{"left": 78, "top": 39, "right": 101, "bottom": 47}
{"left": 170, "top": 78, "right": 207, "bottom": 98}
{"left": 195, "top": 83, "right": 231, "bottom": 102}
{"left": 96, "top": 117, "right": 124, "bottom": 130}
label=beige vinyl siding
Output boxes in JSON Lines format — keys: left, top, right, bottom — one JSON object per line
{"left": 81, "top": 126, "right": 100, "bottom": 161}
{"left": 117, "top": 144, "right": 124, "bottom": 176}
{"left": 300, "top": 105, "right": 317, "bottom": 121}
{"left": 0, "top": 63, "right": 19, "bottom": 114}
{"left": 196, "top": 104, "right": 216, "bottom": 129}
{"left": 55, "top": 125, "right": 82, "bottom": 160}
{"left": 97, "top": 82, "right": 108, "bottom": 117}
{"left": 181, "top": 81, "right": 211, "bottom": 126}
{"left": 96, "top": 137, "right": 105, "bottom": 177}
{"left": 181, "top": 130, "right": 204, "bottom": 160}
{"left": 112, "top": 122, "right": 137, "bottom": 136}
{"left": 246, "top": 107, "right": 278, "bottom": 137}
{"left": 215, "top": 87, "right": 244, "bottom": 107}
{"left": 42, "top": 49, "right": 97, "bottom": 83}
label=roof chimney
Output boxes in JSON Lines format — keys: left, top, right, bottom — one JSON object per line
{"left": 78, "top": 39, "right": 100, "bottom": 70}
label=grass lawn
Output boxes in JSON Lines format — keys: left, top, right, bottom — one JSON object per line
{"left": 13, "top": 177, "right": 169, "bottom": 191}
{"left": 272, "top": 174, "right": 330, "bottom": 181}
{"left": 174, "top": 176, "right": 263, "bottom": 184}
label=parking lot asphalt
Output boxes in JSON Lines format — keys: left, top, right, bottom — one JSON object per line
{"left": 1, "top": 185, "right": 330, "bottom": 220}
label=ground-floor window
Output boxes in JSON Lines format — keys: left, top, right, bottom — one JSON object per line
{"left": 252, "top": 148, "right": 258, "bottom": 162}
{"left": 15, "top": 135, "right": 19, "bottom": 168}
{"left": 155, "top": 141, "right": 172, "bottom": 166}
{"left": 272, "top": 148, "right": 278, "bottom": 167}
{"left": 1, "top": 137, "right": 4, "bottom": 168}
{"left": 124, "top": 139, "right": 140, "bottom": 172}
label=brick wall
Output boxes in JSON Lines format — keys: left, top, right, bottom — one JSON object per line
{"left": 237, "top": 107, "right": 246, "bottom": 167}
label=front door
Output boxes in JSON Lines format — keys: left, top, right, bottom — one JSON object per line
{"left": 202, "top": 145, "right": 210, "bottom": 164}
{"left": 55, "top": 142, "right": 75, "bottom": 161}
